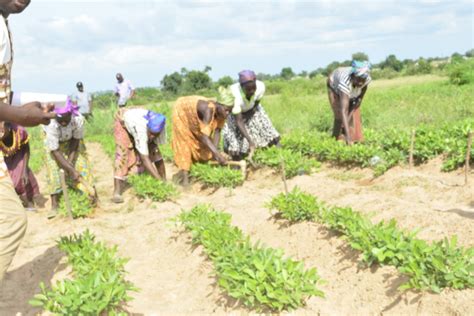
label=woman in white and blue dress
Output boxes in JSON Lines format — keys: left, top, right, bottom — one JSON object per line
{"left": 223, "top": 70, "right": 280, "bottom": 160}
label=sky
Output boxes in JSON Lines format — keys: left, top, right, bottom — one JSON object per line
{"left": 7, "top": 0, "right": 474, "bottom": 94}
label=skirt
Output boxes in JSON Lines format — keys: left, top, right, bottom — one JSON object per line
{"left": 223, "top": 105, "right": 280, "bottom": 156}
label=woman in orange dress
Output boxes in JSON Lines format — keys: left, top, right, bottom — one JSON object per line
{"left": 171, "top": 87, "right": 233, "bottom": 186}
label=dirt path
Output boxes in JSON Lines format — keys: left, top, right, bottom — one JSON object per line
{"left": 1, "top": 143, "right": 473, "bottom": 315}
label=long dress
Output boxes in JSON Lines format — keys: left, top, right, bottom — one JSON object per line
{"left": 114, "top": 107, "right": 165, "bottom": 180}
{"left": 222, "top": 81, "right": 280, "bottom": 156}
{"left": 171, "top": 96, "right": 226, "bottom": 171}
{"left": 43, "top": 116, "right": 95, "bottom": 195}
{"left": 0, "top": 124, "right": 40, "bottom": 201}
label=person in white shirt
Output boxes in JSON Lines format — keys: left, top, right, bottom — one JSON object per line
{"left": 0, "top": 0, "right": 57, "bottom": 281}
{"left": 71, "top": 81, "right": 93, "bottom": 119}
{"left": 43, "top": 101, "right": 96, "bottom": 218}
{"left": 114, "top": 73, "right": 135, "bottom": 107}
{"left": 112, "top": 108, "right": 166, "bottom": 203}
{"left": 222, "top": 70, "right": 280, "bottom": 160}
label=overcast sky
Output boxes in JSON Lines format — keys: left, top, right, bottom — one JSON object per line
{"left": 8, "top": 0, "right": 473, "bottom": 94}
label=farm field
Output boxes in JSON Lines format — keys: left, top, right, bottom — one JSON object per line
{"left": 0, "top": 75, "right": 473, "bottom": 315}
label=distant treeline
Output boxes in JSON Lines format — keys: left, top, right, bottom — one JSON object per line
{"left": 93, "top": 49, "right": 474, "bottom": 108}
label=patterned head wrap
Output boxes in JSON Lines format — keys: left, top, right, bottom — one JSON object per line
{"left": 351, "top": 60, "right": 371, "bottom": 78}
{"left": 238, "top": 70, "right": 257, "bottom": 84}
{"left": 144, "top": 111, "right": 166, "bottom": 133}
{"left": 55, "top": 97, "right": 79, "bottom": 117}
{"left": 217, "top": 86, "right": 235, "bottom": 107}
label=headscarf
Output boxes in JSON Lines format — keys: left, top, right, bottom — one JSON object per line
{"left": 144, "top": 111, "right": 166, "bottom": 133}
{"left": 351, "top": 60, "right": 371, "bottom": 78}
{"left": 238, "top": 70, "right": 256, "bottom": 84}
{"left": 217, "top": 86, "right": 235, "bottom": 107}
{"left": 55, "top": 97, "right": 79, "bottom": 117}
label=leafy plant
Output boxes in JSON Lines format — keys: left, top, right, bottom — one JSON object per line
{"left": 58, "top": 189, "right": 93, "bottom": 218}
{"left": 128, "top": 174, "right": 179, "bottom": 201}
{"left": 29, "top": 230, "right": 137, "bottom": 314}
{"left": 267, "top": 188, "right": 474, "bottom": 292}
{"left": 190, "top": 163, "right": 244, "bottom": 188}
{"left": 267, "top": 187, "right": 321, "bottom": 222}
{"left": 253, "top": 147, "right": 320, "bottom": 178}
{"left": 174, "top": 204, "right": 324, "bottom": 312}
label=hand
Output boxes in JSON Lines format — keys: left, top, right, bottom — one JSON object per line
{"left": 215, "top": 153, "right": 227, "bottom": 166}
{"left": 69, "top": 169, "right": 81, "bottom": 182}
{"left": 18, "top": 102, "right": 56, "bottom": 126}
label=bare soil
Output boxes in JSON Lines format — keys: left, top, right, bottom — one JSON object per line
{"left": 1, "top": 142, "right": 473, "bottom": 316}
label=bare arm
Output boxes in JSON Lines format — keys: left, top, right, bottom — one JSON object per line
{"left": 130, "top": 89, "right": 135, "bottom": 99}
{"left": 67, "top": 138, "right": 80, "bottom": 164}
{"left": 51, "top": 150, "right": 80, "bottom": 180}
{"left": 0, "top": 102, "right": 55, "bottom": 126}
{"left": 339, "top": 93, "right": 352, "bottom": 144}
{"left": 347, "top": 86, "right": 368, "bottom": 122}
{"left": 235, "top": 113, "right": 254, "bottom": 148}
{"left": 138, "top": 153, "right": 162, "bottom": 179}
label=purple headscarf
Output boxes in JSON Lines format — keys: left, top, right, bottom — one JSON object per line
{"left": 54, "top": 97, "right": 79, "bottom": 117}
{"left": 144, "top": 111, "right": 166, "bottom": 133}
{"left": 238, "top": 70, "right": 257, "bottom": 84}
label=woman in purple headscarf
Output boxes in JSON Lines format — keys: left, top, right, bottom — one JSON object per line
{"left": 222, "top": 70, "right": 280, "bottom": 159}
{"left": 112, "top": 107, "right": 167, "bottom": 203}
{"left": 43, "top": 100, "right": 95, "bottom": 218}
{"left": 327, "top": 60, "right": 372, "bottom": 144}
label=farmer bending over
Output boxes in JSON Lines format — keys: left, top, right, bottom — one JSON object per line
{"left": 112, "top": 108, "right": 167, "bottom": 203}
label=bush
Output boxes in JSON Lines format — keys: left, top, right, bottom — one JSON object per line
{"left": 128, "top": 174, "right": 179, "bottom": 201}
{"left": 190, "top": 163, "right": 244, "bottom": 188}
{"left": 447, "top": 58, "right": 474, "bottom": 85}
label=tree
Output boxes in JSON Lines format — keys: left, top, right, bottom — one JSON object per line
{"left": 280, "top": 67, "right": 295, "bottom": 80}
{"left": 298, "top": 70, "right": 308, "bottom": 78}
{"left": 465, "top": 49, "right": 474, "bottom": 57}
{"left": 160, "top": 72, "right": 182, "bottom": 94}
{"left": 183, "top": 70, "right": 212, "bottom": 92}
{"left": 352, "top": 52, "right": 369, "bottom": 61}
{"left": 204, "top": 65, "right": 212, "bottom": 73}
{"left": 380, "top": 54, "right": 403, "bottom": 72}
{"left": 416, "top": 58, "right": 433, "bottom": 74}
{"left": 216, "top": 76, "right": 234, "bottom": 87}
{"left": 322, "top": 61, "right": 341, "bottom": 76}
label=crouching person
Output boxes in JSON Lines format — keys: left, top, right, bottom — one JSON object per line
{"left": 112, "top": 108, "right": 166, "bottom": 203}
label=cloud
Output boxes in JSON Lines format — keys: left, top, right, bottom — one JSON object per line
{"left": 7, "top": 0, "right": 473, "bottom": 93}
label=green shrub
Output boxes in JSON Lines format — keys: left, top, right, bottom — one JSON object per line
{"left": 267, "top": 187, "right": 320, "bottom": 222}
{"left": 253, "top": 147, "right": 320, "bottom": 178}
{"left": 175, "top": 205, "right": 324, "bottom": 311}
{"left": 30, "top": 230, "right": 136, "bottom": 314}
{"left": 190, "top": 163, "right": 244, "bottom": 188}
{"left": 128, "top": 174, "right": 179, "bottom": 201}
{"left": 58, "top": 189, "right": 93, "bottom": 218}
{"left": 268, "top": 190, "right": 474, "bottom": 292}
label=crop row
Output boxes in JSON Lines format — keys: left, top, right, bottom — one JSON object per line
{"left": 29, "top": 230, "right": 137, "bottom": 315}
{"left": 58, "top": 189, "right": 94, "bottom": 218}
{"left": 128, "top": 174, "right": 179, "bottom": 201}
{"left": 283, "top": 119, "right": 473, "bottom": 175}
{"left": 267, "top": 188, "right": 474, "bottom": 293}
{"left": 174, "top": 204, "right": 324, "bottom": 311}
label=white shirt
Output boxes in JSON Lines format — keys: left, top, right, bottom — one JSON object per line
{"left": 43, "top": 115, "right": 85, "bottom": 151}
{"left": 230, "top": 80, "right": 265, "bottom": 115}
{"left": 114, "top": 80, "right": 134, "bottom": 106}
{"left": 0, "top": 17, "right": 11, "bottom": 65}
{"left": 71, "top": 91, "right": 92, "bottom": 114}
{"left": 122, "top": 109, "right": 166, "bottom": 156}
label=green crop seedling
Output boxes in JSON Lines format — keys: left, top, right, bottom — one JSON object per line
{"left": 29, "top": 230, "right": 137, "bottom": 314}
{"left": 190, "top": 163, "right": 244, "bottom": 188}
{"left": 268, "top": 188, "right": 474, "bottom": 292}
{"left": 174, "top": 204, "right": 324, "bottom": 312}
{"left": 128, "top": 174, "right": 179, "bottom": 201}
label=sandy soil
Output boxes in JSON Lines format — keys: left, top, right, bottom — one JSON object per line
{"left": 0, "top": 142, "right": 473, "bottom": 316}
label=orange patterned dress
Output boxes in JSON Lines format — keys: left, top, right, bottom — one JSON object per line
{"left": 171, "top": 96, "right": 225, "bottom": 171}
